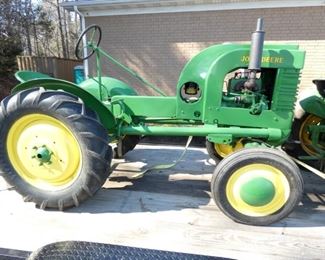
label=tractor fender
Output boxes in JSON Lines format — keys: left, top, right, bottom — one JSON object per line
{"left": 12, "top": 78, "right": 116, "bottom": 131}
{"left": 15, "top": 70, "right": 53, "bottom": 83}
{"left": 300, "top": 95, "right": 325, "bottom": 119}
{"left": 78, "top": 77, "right": 137, "bottom": 100}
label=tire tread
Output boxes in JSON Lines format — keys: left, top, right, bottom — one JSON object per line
{"left": 0, "top": 88, "right": 112, "bottom": 210}
{"left": 211, "top": 148, "right": 304, "bottom": 226}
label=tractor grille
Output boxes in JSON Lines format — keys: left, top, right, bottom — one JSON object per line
{"left": 272, "top": 69, "right": 301, "bottom": 112}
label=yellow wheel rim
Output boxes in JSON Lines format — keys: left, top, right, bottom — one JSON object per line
{"left": 299, "top": 114, "right": 323, "bottom": 155}
{"left": 6, "top": 114, "right": 82, "bottom": 191}
{"left": 214, "top": 140, "right": 244, "bottom": 158}
{"left": 226, "top": 164, "right": 290, "bottom": 217}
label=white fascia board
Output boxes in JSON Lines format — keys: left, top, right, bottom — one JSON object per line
{"left": 61, "top": 0, "right": 190, "bottom": 11}
{"left": 62, "top": 1, "right": 325, "bottom": 16}
{"left": 62, "top": 0, "right": 180, "bottom": 6}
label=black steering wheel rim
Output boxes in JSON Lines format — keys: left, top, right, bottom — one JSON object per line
{"left": 75, "top": 24, "right": 102, "bottom": 61}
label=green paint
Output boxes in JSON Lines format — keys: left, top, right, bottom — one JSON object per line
{"left": 79, "top": 77, "right": 137, "bottom": 101}
{"left": 306, "top": 125, "right": 325, "bottom": 158}
{"left": 15, "top": 71, "right": 53, "bottom": 83}
{"left": 111, "top": 96, "right": 176, "bottom": 118}
{"left": 240, "top": 177, "right": 276, "bottom": 206}
{"left": 207, "top": 134, "right": 232, "bottom": 144}
{"left": 120, "top": 124, "right": 282, "bottom": 140}
{"left": 300, "top": 96, "right": 325, "bottom": 119}
{"left": 12, "top": 38, "right": 306, "bottom": 148}
{"left": 35, "top": 146, "right": 52, "bottom": 163}
{"left": 176, "top": 44, "right": 304, "bottom": 127}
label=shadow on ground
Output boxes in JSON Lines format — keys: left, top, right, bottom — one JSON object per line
{"left": 67, "top": 146, "right": 325, "bottom": 227}
{"left": 69, "top": 147, "right": 213, "bottom": 214}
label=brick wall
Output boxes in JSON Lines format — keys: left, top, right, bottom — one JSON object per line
{"left": 86, "top": 6, "right": 325, "bottom": 96}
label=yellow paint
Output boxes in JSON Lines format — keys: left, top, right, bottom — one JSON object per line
{"left": 241, "top": 55, "right": 284, "bottom": 64}
{"left": 299, "top": 114, "right": 324, "bottom": 155}
{"left": 7, "top": 114, "right": 82, "bottom": 190}
{"left": 214, "top": 140, "right": 244, "bottom": 158}
{"left": 226, "top": 164, "right": 290, "bottom": 217}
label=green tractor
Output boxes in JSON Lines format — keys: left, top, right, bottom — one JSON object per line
{"left": 0, "top": 18, "right": 316, "bottom": 226}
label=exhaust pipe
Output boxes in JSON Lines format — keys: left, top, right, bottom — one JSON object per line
{"left": 249, "top": 18, "right": 265, "bottom": 70}
{"left": 244, "top": 18, "right": 265, "bottom": 91}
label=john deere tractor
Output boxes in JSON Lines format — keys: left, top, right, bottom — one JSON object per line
{"left": 0, "top": 18, "right": 311, "bottom": 225}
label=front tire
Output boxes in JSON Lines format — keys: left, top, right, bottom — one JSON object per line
{"left": 211, "top": 148, "right": 303, "bottom": 225}
{"left": 0, "top": 88, "right": 112, "bottom": 210}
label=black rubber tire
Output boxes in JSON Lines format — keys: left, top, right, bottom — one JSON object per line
{"left": 206, "top": 140, "right": 223, "bottom": 163}
{"left": 0, "top": 88, "right": 112, "bottom": 210}
{"left": 211, "top": 148, "right": 304, "bottom": 226}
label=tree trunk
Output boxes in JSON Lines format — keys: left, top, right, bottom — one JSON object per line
{"left": 24, "top": 0, "right": 33, "bottom": 55}
{"left": 63, "top": 9, "right": 70, "bottom": 59}
{"left": 56, "top": 30, "right": 61, "bottom": 58}
{"left": 32, "top": 8, "right": 40, "bottom": 57}
{"left": 56, "top": 0, "right": 67, "bottom": 58}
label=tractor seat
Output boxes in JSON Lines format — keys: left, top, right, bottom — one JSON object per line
{"left": 313, "top": 79, "right": 325, "bottom": 98}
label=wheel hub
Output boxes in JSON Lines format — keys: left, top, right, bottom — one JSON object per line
{"left": 226, "top": 163, "right": 290, "bottom": 217}
{"left": 6, "top": 114, "right": 82, "bottom": 190}
{"left": 33, "top": 145, "right": 53, "bottom": 164}
{"left": 240, "top": 177, "right": 276, "bottom": 206}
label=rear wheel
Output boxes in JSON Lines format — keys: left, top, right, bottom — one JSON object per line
{"left": 206, "top": 139, "right": 244, "bottom": 163}
{"left": 298, "top": 114, "right": 325, "bottom": 156}
{"left": 0, "top": 88, "right": 112, "bottom": 210}
{"left": 211, "top": 148, "right": 303, "bottom": 225}
{"left": 284, "top": 113, "right": 325, "bottom": 170}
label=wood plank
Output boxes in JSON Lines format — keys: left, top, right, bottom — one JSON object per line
{"left": 0, "top": 144, "right": 324, "bottom": 259}
{"left": 16, "top": 56, "right": 22, "bottom": 71}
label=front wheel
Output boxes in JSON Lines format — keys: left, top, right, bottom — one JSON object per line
{"left": 211, "top": 148, "right": 303, "bottom": 225}
{"left": 0, "top": 88, "right": 112, "bottom": 210}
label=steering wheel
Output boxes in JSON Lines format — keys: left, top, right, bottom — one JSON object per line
{"left": 75, "top": 24, "right": 102, "bottom": 61}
